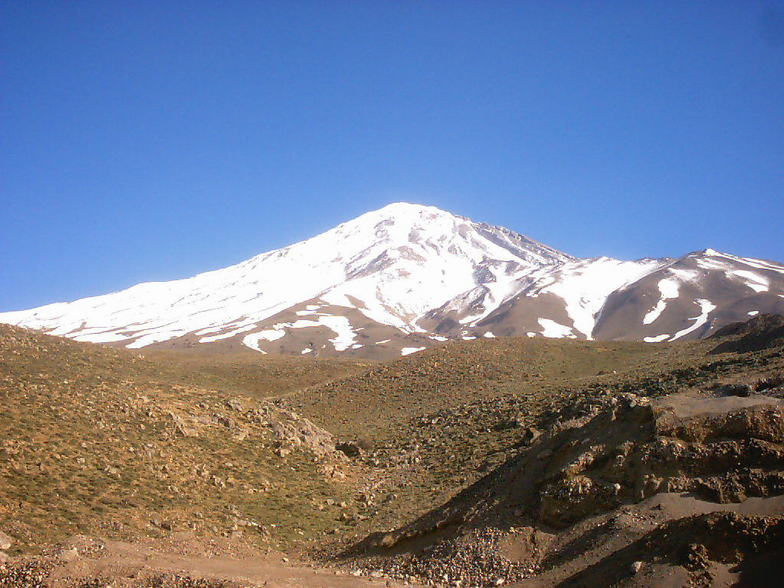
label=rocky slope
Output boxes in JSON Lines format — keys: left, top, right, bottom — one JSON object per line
{"left": 1, "top": 203, "right": 782, "bottom": 357}
{"left": 1, "top": 319, "right": 782, "bottom": 586}
{"left": 347, "top": 372, "right": 784, "bottom": 587}
{"left": 0, "top": 324, "right": 362, "bottom": 556}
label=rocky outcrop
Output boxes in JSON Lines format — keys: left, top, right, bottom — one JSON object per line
{"left": 710, "top": 313, "right": 784, "bottom": 354}
{"left": 351, "top": 390, "right": 784, "bottom": 586}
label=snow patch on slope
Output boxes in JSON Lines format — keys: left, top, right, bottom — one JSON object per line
{"left": 643, "top": 277, "right": 681, "bottom": 325}
{"left": 538, "top": 318, "right": 575, "bottom": 338}
{"left": 401, "top": 347, "right": 426, "bottom": 356}
{"left": 730, "top": 270, "right": 769, "bottom": 293}
{"left": 697, "top": 251, "right": 780, "bottom": 292}
{"left": 533, "top": 257, "right": 667, "bottom": 338}
{"left": 703, "top": 249, "right": 784, "bottom": 274}
{"left": 240, "top": 315, "right": 358, "bottom": 352}
{"left": 317, "top": 316, "right": 358, "bottom": 351}
{"left": 72, "top": 331, "right": 132, "bottom": 344}
{"left": 670, "top": 299, "right": 716, "bottom": 341}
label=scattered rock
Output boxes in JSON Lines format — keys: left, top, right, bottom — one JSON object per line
{"left": 684, "top": 542, "right": 710, "bottom": 571}
{"left": 521, "top": 426, "right": 541, "bottom": 444}
{"left": 336, "top": 441, "right": 363, "bottom": 458}
{"left": 493, "top": 418, "right": 522, "bottom": 431}
{"left": 274, "top": 446, "right": 290, "bottom": 458}
{"left": 0, "top": 532, "right": 12, "bottom": 551}
{"left": 378, "top": 534, "right": 396, "bottom": 548}
{"left": 226, "top": 398, "right": 244, "bottom": 411}
{"left": 714, "top": 383, "right": 752, "bottom": 397}
{"left": 755, "top": 375, "right": 784, "bottom": 392}
{"left": 169, "top": 412, "right": 200, "bottom": 437}
{"left": 58, "top": 548, "right": 79, "bottom": 562}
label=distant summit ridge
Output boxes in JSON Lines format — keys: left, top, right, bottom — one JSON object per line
{"left": 1, "top": 203, "right": 783, "bottom": 358}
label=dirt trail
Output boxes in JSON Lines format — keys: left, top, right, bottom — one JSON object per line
{"left": 652, "top": 390, "right": 784, "bottom": 417}
{"left": 42, "top": 539, "right": 416, "bottom": 587}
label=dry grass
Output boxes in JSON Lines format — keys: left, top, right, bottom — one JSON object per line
{"left": 283, "top": 332, "right": 784, "bottom": 543}
{"left": 285, "top": 336, "right": 697, "bottom": 440}
{"left": 0, "top": 325, "right": 362, "bottom": 554}
{"left": 1, "top": 320, "right": 782, "bottom": 564}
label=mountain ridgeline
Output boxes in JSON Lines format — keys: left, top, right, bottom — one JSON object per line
{"left": 1, "top": 203, "right": 782, "bottom": 358}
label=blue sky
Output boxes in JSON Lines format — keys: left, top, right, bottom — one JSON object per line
{"left": 1, "top": 1, "right": 783, "bottom": 311}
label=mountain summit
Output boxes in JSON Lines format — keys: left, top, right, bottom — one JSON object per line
{"left": 1, "top": 203, "right": 783, "bottom": 357}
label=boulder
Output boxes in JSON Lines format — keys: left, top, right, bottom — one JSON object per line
{"left": 0, "top": 531, "right": 12, "bottom": 551}
{"left": 336, "top": 441, "right": 363, "bottom": 458}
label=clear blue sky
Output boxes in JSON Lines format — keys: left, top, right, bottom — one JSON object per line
{"left": 2, "top": 1, "right": 783, "bottom": 311}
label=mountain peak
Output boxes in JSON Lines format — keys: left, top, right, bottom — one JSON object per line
{"left": 0, "top": 203, "right": 572, "bottom": 350}
{"left": 375, "top": 201, "right": 438, "bottom": 214}
{"left": 353, "top": 202, "right": 466, "bottom": 228}
{"left": 1, "top": 206, "right": 782, "bottom": 355}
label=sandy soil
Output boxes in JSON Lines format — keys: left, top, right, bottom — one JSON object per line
{"left": 40, "top": 537, "right": 416, "bottom": 587}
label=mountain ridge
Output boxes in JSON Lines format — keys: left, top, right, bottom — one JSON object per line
{"left": 1, "top": 202, "right": 783, "bottom": 357}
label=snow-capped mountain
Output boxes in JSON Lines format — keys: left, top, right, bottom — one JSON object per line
{"left": 1, "top": 203, "right": 783, "bottom": 358}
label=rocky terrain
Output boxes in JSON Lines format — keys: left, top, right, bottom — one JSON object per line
{"left": 0, "top": 315, "right": 782, "bottom": 586}
{"left": 326, "top": 315, "right": 784, "bottom": 587}
{"left": 0, "top": 325, "right": 368, "bottom": 570}
{"left": 347, "top": 390, "right": 783, "bottom": 586}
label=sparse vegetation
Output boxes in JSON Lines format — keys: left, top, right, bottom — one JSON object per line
{"left": 0, "top": 317, "right": 782, "bottom": 586}
{"left": 0, "top": 325, "right": 360, "bottom": 555}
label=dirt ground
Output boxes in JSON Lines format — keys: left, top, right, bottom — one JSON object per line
{"left": 6, "top": 534, "right": 419, "bottom": 587}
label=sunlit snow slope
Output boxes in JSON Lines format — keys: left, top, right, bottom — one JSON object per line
{"left": 1, "top": 203, "right": 783, "bottom": 357}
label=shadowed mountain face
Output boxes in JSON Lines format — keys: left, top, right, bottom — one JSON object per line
{"left": 709, "top": 313, "right": 784, "bottom": 354}
{"left": 1, "top": 204, "right": 782, "bottom": 357}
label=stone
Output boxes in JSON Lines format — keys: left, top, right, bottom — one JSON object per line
{"left": 226, "top": 398, "right": 244, "bottom": 411}
{"left": 0, "top": 531, "right": 12, "bottom": 551}
{"left": 715, "top": 383, "right": 752, "bottom": 397}
{"left": 522, "top": 426, "right": 541, "bottom": 444}
{"left": 336, "top": 441, "right": 362, "bottom": 458}
{"left": 59, "top": 548, "right": 79, "bottom": 562}
{"left": 630, "top": 560, "right": 643, "bottom": 575}
{"left": 378, "top": 533, "right": 396, "bottom": 548}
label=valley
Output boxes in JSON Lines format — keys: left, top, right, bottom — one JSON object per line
{"left": 0, "top": 315, "right": 782, "bottom": 586}
{"left": 4, "top": 1, "right": 782, "bottom": 585}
